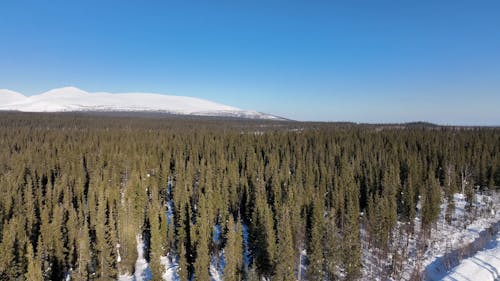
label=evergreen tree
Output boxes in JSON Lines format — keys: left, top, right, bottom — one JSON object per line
{"left": 74, "top": 221, "right": 91, "bottom": 281}
{"left": 25, "top": 242, "right": 43, "bottom": 281}
{"left": 274, "top": 208, "right": 296, "bottom": 281}
{"left": 306, "top": 199, "right": 324, "bottom": 280}
{"left": 340, "top": 162, "right": 361, "bottom": 279}
{"left": 421, "top": 175, "right": 441, "bottom": 233}
{"left": 250, "top": 196, "right": 276, "bottom": 278}
{"left": 224, "top": 216, "right": 243, "bottom": 281}
{"left": 192, "top": 197, "right": 211, "bottom": 281}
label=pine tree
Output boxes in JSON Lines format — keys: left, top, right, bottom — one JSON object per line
{"left": 401, "top": 177, "right": 416, "bottom": 223}
{"left": 274, "top": 208, "right": 296, "bottom": 281}
{"left": 224, "top": 216, "right": 244, "bottom": 281}
{"left": 421, "top": 175, "right": 441, "bottom": 233}
{"left": 250, "top": 196, "right": 276, "bottom": 278}
{"left": 94, "top": 192, "right": 117, "bottom": 279}
{"left": 25, "top": 242, "right": 43, "bottom": 281}
{"left": 149, "top": 207, "right": 167, "bottom": 280}
{"left": 74, "top": 221, "right": 91, "bottom": 281}
{"left": 0, "top": 218, "right": 24, "bottom": 280}
{"left": 193, "top": 197, "right": 211, "bottom": 281}
{"left": 323, "top": 211, "right": 339, "bottom": 280}
{"left": 381, "top": 164, "right": 399, "bottom": 239}
{"left": 177, "top": 204, "right": 191, "bottom": 281}
{"left": 340, "top": 161, "right": 361, "bottom": 279}
{"left": 306, "top": 200, "right": 324, "bottom": 280}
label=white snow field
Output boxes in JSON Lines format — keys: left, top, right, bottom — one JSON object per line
{"left": 441, "top": 232, "right": 499, "bottom": 281}
{"left": 0, "top": 86, "right": 283, "bottom": 120}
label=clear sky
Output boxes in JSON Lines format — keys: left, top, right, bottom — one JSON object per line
{"left": 0, "top": 1, "right": 499, "bottom": 124}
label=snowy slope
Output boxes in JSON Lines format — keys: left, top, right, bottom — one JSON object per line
{"left": 0, "top": 87, "right": 283, "bottom": 120}
{"left": 0, "top": 89, "right": 27, "bottom": 105}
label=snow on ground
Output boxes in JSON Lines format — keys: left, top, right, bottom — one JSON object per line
{"left": 210, "top": 260, "right": 223, "bottom": 281}
{"left": 211, "top": 223, "right": 225, "bottom": 281}
{"left": 242, "top": 222, "right": 251, "bottom": 268}
{"left": 440, "top": 231, "right": 499, "bottom": 281}
{"left": 298, "top": 249, "right": 307, "bottom": 281}
{"left": 166, "top": 180, "right": 174, "bottom": 226}
{"left": 118, "top": 235, "right": 152, "bottom": 281}
{"left": 160, "top": 255, "right": 180, "bottom": 281}
{"left": 424, "top": 221, "right": 499, "bottom": 281}
{"left": 422, "top": 192, "right": 500, "bottom": 280}
{"left": 117, "top": 243, "right": 122, "bottom": 263}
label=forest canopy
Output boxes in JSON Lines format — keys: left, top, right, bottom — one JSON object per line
{"left": 0, "top": 113, "right": 498, "bottom": 280}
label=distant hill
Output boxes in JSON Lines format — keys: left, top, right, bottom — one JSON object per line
{"left": 0, "top": 87, "right": 285, "bottom": 120}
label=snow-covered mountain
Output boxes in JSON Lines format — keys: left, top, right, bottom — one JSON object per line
{"left": 0, "top": 89, "right": 27, "bottom": 105}
{"left": 0, "top": 87, "right": 284, "bottom": 120}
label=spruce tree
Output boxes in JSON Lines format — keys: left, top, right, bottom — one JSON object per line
{"left": 224, "top": 216, "right": 244, "bottom": 281}
{"left": 274, "top": 207, "right": 296, "bottom": 281}
{"left": 323, "top": 211, "right": 339, "bottom": 281}
{"left": 306, "top": 200, "right": 324, "bottom": 280}
{"left": 193, "top": 197, "right": 211, "bottom": 281}
{"left": 25, "top": 242, "right": 43, "bottom": 281}
{"left": 340, "top": 162, "right": 361, "bottom": 279}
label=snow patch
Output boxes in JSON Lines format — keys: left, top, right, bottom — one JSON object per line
{"left": 117, "top": 235, "right": 152, "bottom": 281}
{"left": 210, "top": 261, "right": 223, "bottom": 281}
{"left": 242, "top": 222, "right": 251, "bottom": 268}
{"left": 160, "top": 255, "right": 179, "bottom": 281}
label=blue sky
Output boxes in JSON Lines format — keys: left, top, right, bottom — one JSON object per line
{"left": 0, "top": 1, "right": 499, "bottom": 124}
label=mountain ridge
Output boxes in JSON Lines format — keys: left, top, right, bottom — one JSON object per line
{"left": 0, "top": 87, "right": 284, "bottom": 120}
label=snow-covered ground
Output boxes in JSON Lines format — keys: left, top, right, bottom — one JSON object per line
{"left": 422, "top": 193, "right": 499, "bottom": 280}
{"left": 211, "top": 223, "right": 225, "bottom": 281}
{"left": 242, "top": 222, "right": 251, "bottom": 268}
{"left": 362, "top": 191, "right": 500, "bottom": 281}
{"left": 160, "top": 255, "right": 179, "bottom": 281}
{"left": 440, "top": 231, "right": 499, "bottom": 281}
{"left": 118, "top": 235, "right": 152, "bottom": 281}
{"left": 0, "top": 86, "right": 282, "bottom": 119}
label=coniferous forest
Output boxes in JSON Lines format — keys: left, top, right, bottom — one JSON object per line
{"left": 0, "top": 112, "right": 498, "bottom": 281}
